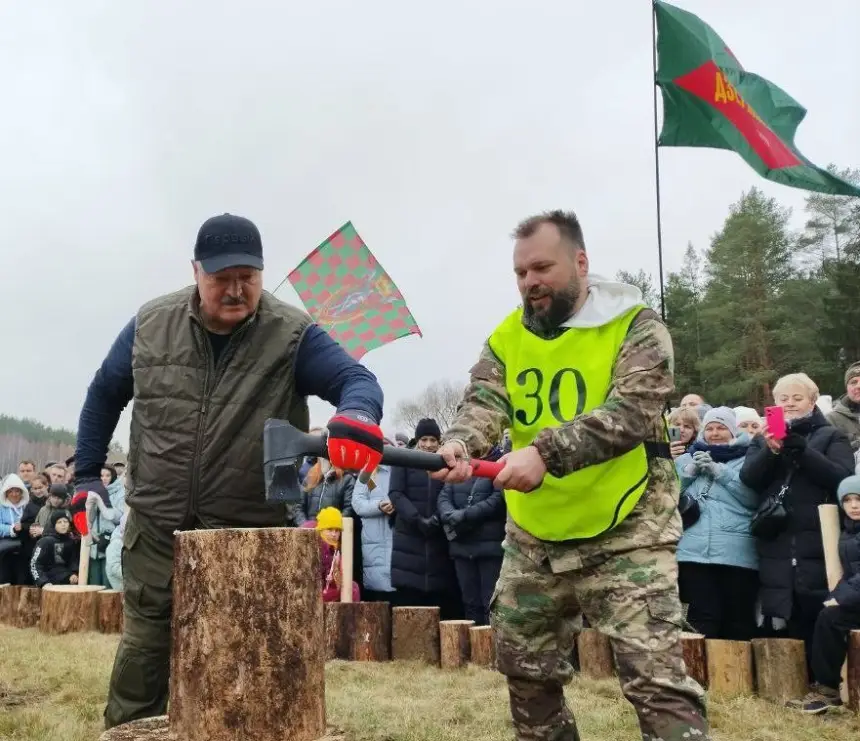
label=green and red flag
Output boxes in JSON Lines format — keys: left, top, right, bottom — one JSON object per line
{"left": 654, "top": 0, "right": 860, "bottom": 197}
{"left": 287, "top": 222, "right": 421, "bottom": 360}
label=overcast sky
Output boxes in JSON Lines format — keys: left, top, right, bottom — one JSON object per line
{"left": 1, "top": 0, "right": 858, "bottom": 447}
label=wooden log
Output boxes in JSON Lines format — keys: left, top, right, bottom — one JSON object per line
{"left": 0, "top": 584, "right": 21, "bottom": 625}
{"left": 470, "top": 625, "right": 496, "bottom": 668}
{"left": 339, "top": 517, "right": 354, "bottom": 604}
{"left": 392, "top": 606, "right": 440, "bottom": 664}
{"left": 98, "top": 589, "right": 124, "bottom": 634}
{"left": 39, "top": 585, "right": 104, "bottom": 634}
{"left": 324, "top": 601, "right": 391, "bottom": 661}
{"left": 97, "top": 716, "right": 347, "bottom": 741}
{"left": 14, "top": 586, "right": 42, "bottom": 628}
{"left": 848, "top": 630, "right": 860, "bottom": 712}
{"left": 578, "top": 628, "right": 614, "bottom": 679}
{"left": 751, "top": 638, "right": 808, "bottom": 703}
{"left": 705, "top": 639, "right": 754, "bottom": 698}
{"left": 680, "top": 632, "right": 708, "bottom": 688}
{"left": 169, "top": 527, "right": 326, "bottom": 741}
{"left": 440, "top": 619, "right": 475, "bottom": 669}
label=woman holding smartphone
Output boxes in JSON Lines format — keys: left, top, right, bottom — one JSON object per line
{"left": 668, "top": 407, "right": 700, "bottom": 459}
{"left": 740, "top": 373, "right": 854, "bottom": 666}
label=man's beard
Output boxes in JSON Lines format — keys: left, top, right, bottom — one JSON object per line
{"left": 522, "top": 284, "right": 581, "bottom": 336}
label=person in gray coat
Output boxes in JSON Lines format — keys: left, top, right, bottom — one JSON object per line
{"left": 351, "top": 463, "right": 396, "bottom": 601}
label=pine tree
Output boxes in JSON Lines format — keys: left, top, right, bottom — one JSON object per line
{"left": 664, "top": 243, "right": 705, "bottom": 398}
{"left": 696, "top": 189, "right": 794, "bottom": 408}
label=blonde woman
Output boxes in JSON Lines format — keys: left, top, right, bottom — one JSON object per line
{"left": 668, "top": 407, "right": 701, "bottom": 459}
{"left": 740, "top": 373, "right": 854, "bottom": 664}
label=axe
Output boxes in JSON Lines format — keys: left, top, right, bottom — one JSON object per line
{"left": 263, "top": 418, "right": 504, "bottom": 503}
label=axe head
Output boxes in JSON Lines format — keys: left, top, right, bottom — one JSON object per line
{"left": 263, "top": 418, "right": 326, "bottom": 504}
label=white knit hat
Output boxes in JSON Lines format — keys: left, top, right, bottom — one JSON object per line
{"left": 733, "top": 406, "right": 761, "bottom": 426}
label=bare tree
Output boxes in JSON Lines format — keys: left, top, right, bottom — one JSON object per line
{"left": 392, "top": 380, "right": 466, "bottom": 433}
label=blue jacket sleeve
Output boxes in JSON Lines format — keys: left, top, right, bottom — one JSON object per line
{"left": 294, "top": 324, "right": 384, "bottom": 423}
{"left": 75, "top": 318, "right": 136, "bottom": 481}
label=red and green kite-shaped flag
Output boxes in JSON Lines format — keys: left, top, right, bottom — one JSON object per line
{"left": 287, "top": 222, "right": 422, "bottom": 360}
{"left": 654, "top": 0, "right": 860, "bottom": 197}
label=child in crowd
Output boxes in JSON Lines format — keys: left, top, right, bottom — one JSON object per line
{"left": 36, "top": 483, "right": 71, "bottom": 528}
{"left": 314, "top": 507, "right": 359, "bottom": 603}
{"left": 30, "top": 511, "right": 80, "bottom": 587}
{"left": 788, "top": 474, "right": 860, "bottom": 714}
{"left": 0, "top": 474, "right": 29, "bottom": 583}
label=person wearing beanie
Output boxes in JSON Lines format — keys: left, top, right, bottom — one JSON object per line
{"left": 411, "top": 418, "right": 442, "bottom": 451}
{"left": 394, "top": 432, "right": 409, "bottom": 448}
{"left": 733, "top": 407, "right": 762, "bottom": 438}
{"left": 390, "top": 415, "right": 462, "bottom": 620}
{"left": 30, "top": 510, "right": 80, "bottom": 587}
{"left": 787, "top": 475, "right": 860, "bottom": 713}
{"left": 314, "top": 507, "right": 359, "bottom": 602}
{"left": 826, "top": 361, "right": 860, "bottom": 451}
{"left": 674, "top": 407, "right": 759, "bottom": 640}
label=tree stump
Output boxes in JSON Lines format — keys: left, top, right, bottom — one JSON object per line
{"left": 847, "top": 630, "right": 860, "bottom": 712}
{"left": 705, "top": 639, "right": 754, "bottom": 698}
{"left": 169, "top": 527, "right": 326, "bottom": 741}
{"left": 14, "top": 586, "right": 42, "bottom": 628}
{"left": 97, "top": 716, "right": 348, "bottom": 741}
{"left": 39, "top": 585, "right": 104, "bottom": 634}
{"left": 98, "top": 590, "right": 124, "bottom": 634}
{"left": 752, "top": 638, "right": 808, "bottom": 704}
{"left": 577, "top": 628, "right": 614, "bottom": 679}
{"left": 680, "top": 632, "right": 708, "bottom": 688}
{"left": 0, "top": 584, "right": 21, "bottom": 625}
{"left": 324, "top": 601, "right": 391, "bottom": 661}
{"left": 392, "top": 606, "right": 440, "bottom": 664}
{"left": 440, "top": 619, "right": 474, "bottom": 669}
{"left": 470, "top": 625, "right": 496, "bottom": 668}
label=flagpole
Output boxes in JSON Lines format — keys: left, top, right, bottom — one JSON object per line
{"left": 651, "top": 0, "right": 666, "bottom": 321}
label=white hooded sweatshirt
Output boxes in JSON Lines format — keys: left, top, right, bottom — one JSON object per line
{"left": 561, "top": 274, "right": 646, "bottom": 329}
{"left": 0, "top": 473, "right": 30, "bottom": 537}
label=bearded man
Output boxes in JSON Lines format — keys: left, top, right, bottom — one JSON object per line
{"left": 431, "top": 210, "right": 710, "bottom": 741}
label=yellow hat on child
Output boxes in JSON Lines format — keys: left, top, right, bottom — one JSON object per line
{"left": 316, "top": 507, "right": 343, "bottom": 531}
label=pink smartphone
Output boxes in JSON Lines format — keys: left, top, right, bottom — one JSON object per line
{"left": 765, "top": 406, "right": 787, "bottom": 440}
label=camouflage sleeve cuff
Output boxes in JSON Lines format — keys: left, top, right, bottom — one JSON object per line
{"left": 531, "top": 429, "right": 567, "bottom": 479}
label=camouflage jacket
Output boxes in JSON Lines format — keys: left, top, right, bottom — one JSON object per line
{"left": 443, "top": 309, "right": 674, "bottom": 479}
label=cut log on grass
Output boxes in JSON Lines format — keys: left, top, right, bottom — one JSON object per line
{"left": 470, "top": 625, "right": 496, "bottom": 668}
{"left": 39, "top": 584, "right": 104, "bottom": 634}
{"left": 848, "top": 630, "right": 860, "bottom": 712}
{"left": 14, "top": 586, "right": 42, "bottom": 628}
{"left": 325, "top": 601, "right": 391, "bottom": 661}
{"left": 169, "top": 527, "right": 326, "bottom": 741}
{"left": 0, "top": 584, "right": 21, "bottom": 625}
{"left": 392, "top": 606, "right": 440, "bottom": 664}
{"left": 440, "top": 619, "right": 475, "bottom": 669}
{"left": 680, "top": 632, "right": 707, "bottom": 688}
{"left": 577, "top": 628, "right": 614, "bottom": 679}
{"left": 705, "top": 639, "right": 754, "bottom": 698}
{"left": 751, "top": 638, "right": 808, "bottom": 704}
{"left": 98, "top": 590, "right": 124, "bottom": 634}
{"left": 97, "top": 716, "right": 348, "bottom": 741}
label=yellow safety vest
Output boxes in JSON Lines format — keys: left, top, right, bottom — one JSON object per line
{"left": 488, "top": 305, "right": 650, "bottom": 541}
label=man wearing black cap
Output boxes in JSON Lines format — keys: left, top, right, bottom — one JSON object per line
{"left": 73, "top": 213, "right": 386, "bottom": 729}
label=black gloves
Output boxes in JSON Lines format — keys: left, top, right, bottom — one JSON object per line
{"left": 782, "top": 433, "right": 807, "bottom": 459}
{"left": 417, "top": 515, "right": 440, "bottom": 535}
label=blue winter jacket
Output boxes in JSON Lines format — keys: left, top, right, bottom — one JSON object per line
{"left": 351, "top": 465, "right": 395, "bottom": 593}
{"left": 676, "top": 435, "right": 759, "bottom": 571}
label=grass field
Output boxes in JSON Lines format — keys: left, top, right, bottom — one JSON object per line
{"left": 1, "top": 626, "right": 859, "bottom": 741}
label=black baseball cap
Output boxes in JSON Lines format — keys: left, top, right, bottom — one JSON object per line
{"left": 194, "top": 213, "right": 264, "bottom": 273}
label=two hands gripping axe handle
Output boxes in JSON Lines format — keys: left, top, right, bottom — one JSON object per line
{"left": 263, "top": 418, "right": 504, "bottom": 504}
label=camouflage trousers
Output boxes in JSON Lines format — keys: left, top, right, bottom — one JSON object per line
{"left": 490, "top": 519, "right": 710, "bottom": 741}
